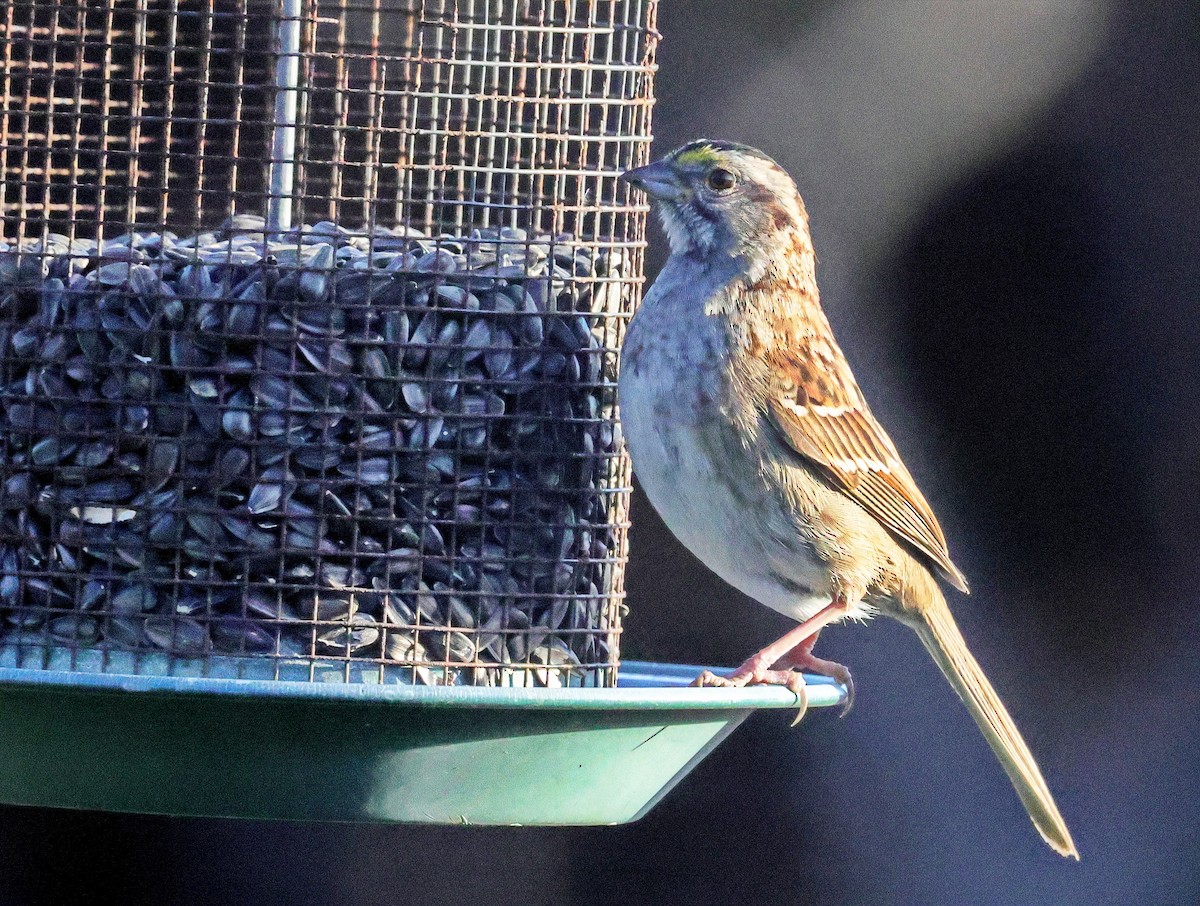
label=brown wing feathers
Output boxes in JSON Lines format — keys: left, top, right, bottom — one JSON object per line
{"left": 766, "top": 341, "right": 970, "bottom": 594}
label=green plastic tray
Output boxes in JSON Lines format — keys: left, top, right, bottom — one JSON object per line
{"left": 0, "top": 661, "right": 846, "bottom": 825}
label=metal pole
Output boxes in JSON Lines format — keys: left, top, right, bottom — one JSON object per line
{"left": 267, "top": 0, "right": 302, "bottom": 234}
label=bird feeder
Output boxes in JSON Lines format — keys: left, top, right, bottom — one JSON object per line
{"left": 0, "top": 0, "right": 845, "bottom": 824}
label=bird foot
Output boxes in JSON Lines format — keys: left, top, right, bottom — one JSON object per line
{"left": 776, "top": 652, "right": 855, "bottom": 717}
{"left": 692, "top": 664, "right": 809, "bottom": 726}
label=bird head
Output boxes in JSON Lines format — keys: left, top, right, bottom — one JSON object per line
{"left": 620, "top": 140, "right": 811, "bottom": 267}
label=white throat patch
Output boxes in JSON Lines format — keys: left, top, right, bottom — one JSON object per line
{"left": 658, "top": 202, "right": 716, "bottom": 256}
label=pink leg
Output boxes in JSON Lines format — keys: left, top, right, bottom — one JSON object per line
{"left": 692, "top": 594, "right": 853, "bottom": 724}
{"left": 775, "top": 632, "right": 855, "bottom": 717}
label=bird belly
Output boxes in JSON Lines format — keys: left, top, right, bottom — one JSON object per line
{"left": 620, "top": 385, "right": 833, "bottom": 624}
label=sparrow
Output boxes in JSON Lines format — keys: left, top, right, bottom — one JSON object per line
{"left": 617, "top": 140, "right": 1077, "bottom": 858}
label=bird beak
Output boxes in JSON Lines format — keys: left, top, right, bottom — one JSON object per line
{"left": 620, "top": 160, "right": 684, "bottom": 201}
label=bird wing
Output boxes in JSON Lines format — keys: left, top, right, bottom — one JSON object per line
{"left": 765, "top": 330, "right": 970, "bottom": 593}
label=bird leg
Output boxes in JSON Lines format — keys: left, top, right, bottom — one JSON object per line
{"left": 774, "top": 632, "right": 855, "bottom": 718}
{"left": 693, "top": 594, "right": 853, "bottom": 724}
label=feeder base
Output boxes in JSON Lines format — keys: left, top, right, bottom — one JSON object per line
{"left": 0, "top": 661, "right": 847, "bottom": 825}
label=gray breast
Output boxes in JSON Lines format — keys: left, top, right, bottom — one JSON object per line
{"left": 619, "top": 270, "right": 832, "bottom": 622}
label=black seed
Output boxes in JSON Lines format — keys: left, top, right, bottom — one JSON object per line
{"left": 143, "top": 615, "right": 211, "bottom": 656}
{"left": 0, "top": 223, "right": 620, "bottom": 682}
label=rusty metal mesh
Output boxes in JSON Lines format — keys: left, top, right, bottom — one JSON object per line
{"left": 0, "top": 0, "right": 658, "bottom": 686}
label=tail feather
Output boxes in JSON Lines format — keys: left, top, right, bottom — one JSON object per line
{"left": 912, "top": 594, "right": 1078, "bottom": 859}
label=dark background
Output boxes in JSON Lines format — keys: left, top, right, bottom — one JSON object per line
{"left": 4, "top": 1, "right": 1199, "bottom": 903}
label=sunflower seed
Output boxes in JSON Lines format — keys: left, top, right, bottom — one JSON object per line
{"left": 212, "top": 617, "right": 276, "bottom": 653}
{"left": 143, "top": 615, "right": 211, "bottom": 656}
{"left": 483, "top": 327, "right": 514, "bottom": 378}
{"left": 49, "top": 614, "right": 101, "bottom": 644}
{"left": 111, "top": 584, "right": 157, "bottom": 615}
{"left": 0, "top": 222, "right": 625, "bottom": 683}
{"left": 247, "top": 465, "right": 291, "bottom": 515}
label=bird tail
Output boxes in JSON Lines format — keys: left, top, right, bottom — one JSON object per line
{"left": 911, "top": 590, "right": 1078, "bottom": 859}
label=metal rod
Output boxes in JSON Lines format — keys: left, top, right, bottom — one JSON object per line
{"left": 267, "top": 0, "right": 302, "bottom": 233}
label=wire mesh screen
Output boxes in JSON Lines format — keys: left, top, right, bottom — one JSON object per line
{"left": 0, "top": 0, "right": 658, "bottom": 687}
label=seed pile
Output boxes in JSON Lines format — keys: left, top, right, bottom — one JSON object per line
{"left": 0, "top": 216, "right": 626, "bottom": 685}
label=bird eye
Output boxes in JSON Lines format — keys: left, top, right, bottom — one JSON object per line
{"left": 706, "top": 167, "right": 736, "bottom": 192}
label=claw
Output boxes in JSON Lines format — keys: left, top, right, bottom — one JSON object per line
{"left": 786, "top": 670, "right": 809, "bottom": 726}
{"left": 694, "top": 664, "right": 812, "bottom": 724}
{"left": 693, "top": 660, "right": 766, "bottom": 689}
{"left": 835, "top": 666, "right": 855, "bottom": 717}
{"left": 772, "top": 633, "right": 855, "bottom": 718}
{"left": 692, "top": 669, "right": 739, "bottom": 688}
